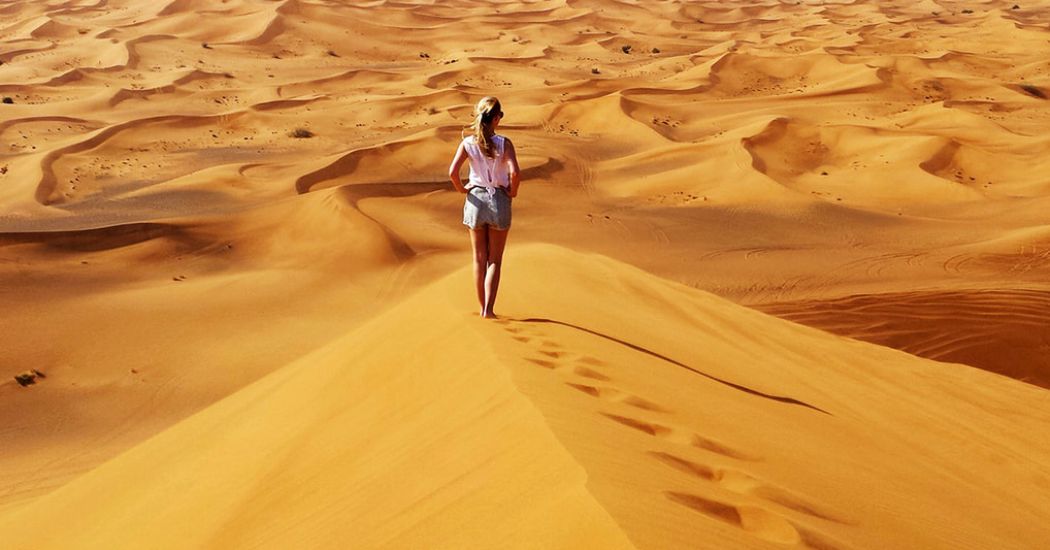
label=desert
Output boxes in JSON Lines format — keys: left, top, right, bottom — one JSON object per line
{"left": 2, "top": 1, "right": 1050, "bottom": 548}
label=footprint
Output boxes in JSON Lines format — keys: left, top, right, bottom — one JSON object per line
{"left": 651, "top": 452, "right": 757, "bottom": 490}
{"left": 600, "top": 412, "right": 672, "bottom": 437}
{"left": 515, "top": 326, "right": 672, "bottom": 418}
{"left": 566, "top": 382, "right": 672, "bottom": 413}
{"left": 499, "top": 325, "right": 533, "bottom": 337}
{"left": 715, "top": 468, "right": 763, "bottom": 493}
{"left": 690, "top": 433, "right": 757, "bottom": 461}
{"left": 651, "top": 452, "right": 845, "bottom": 524}
{"left": 650, "top": 451, "right": 717, "bottom": 481}
{"left": 601, "top": 412, "right": 756, "bottom": 460}
{"left": 797, "top": 525, "right": 852, "bottom": 550}
{"left": 665, "top": 491, "right": 800, "bottom": 545}
{"left": 620, "top": 394, "right": 669, "bottom": 413}
{"left": 573, "top": 366, "right": 611, "bottom": 381}
{"left": 576, "top": 355, "right": 606, "bottom": 366}
{"left": 567, "top": 383, "right": 604, "bottom": 397}
{"left": 751, "top": 485, "right": 847, "bottom": 524}
{"left": 525, "top": 357, "right": 559, "bottom": 370}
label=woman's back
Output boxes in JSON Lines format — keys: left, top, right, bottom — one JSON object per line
{"left": 463, "top": 134, "right": 510, "bottom": 189}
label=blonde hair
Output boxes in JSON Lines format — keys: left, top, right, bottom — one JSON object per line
{"left": 466, "top": 96, "right": 502, "bottom": 158}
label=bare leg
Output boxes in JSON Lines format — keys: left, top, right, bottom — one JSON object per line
{"left": 469, "top": 228, "right": 489, "bottom": 316}
{"left": 483, "top": 226, "right": 509, "bottom": 318}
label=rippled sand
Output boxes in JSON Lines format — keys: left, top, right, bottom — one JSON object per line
{"left": 2, "top": 1, "right": 1049, "bottom": 548}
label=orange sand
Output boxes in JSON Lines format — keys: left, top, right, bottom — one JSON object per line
{"left": 2, "top": 1, "right": 1050, "bottom": 548}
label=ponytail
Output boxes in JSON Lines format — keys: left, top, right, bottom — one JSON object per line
{"left": 465, "top": 96, "right": 502, "bottom": 158}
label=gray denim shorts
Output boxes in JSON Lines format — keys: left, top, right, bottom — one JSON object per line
{"left": 463, "top": 186, "right": 512, "bottom": 230}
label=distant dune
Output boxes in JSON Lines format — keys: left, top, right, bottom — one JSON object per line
{"left": 2, "top": 0, "right": 1049, "bottom": 548}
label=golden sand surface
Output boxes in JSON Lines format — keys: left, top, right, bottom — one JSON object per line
{"left": 1, "top": 1, "right": 1049, "bottom": 548}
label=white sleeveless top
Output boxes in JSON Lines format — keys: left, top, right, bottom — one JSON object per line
{"left": 463, "top": 134, "right": 510, "bottom": 189}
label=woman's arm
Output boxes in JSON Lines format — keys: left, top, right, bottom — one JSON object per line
{"left": 505, "top": 138, "right": 521, "bottom": 198}
{"left": 448, "top": 142, "right": 469, "bottom": 193}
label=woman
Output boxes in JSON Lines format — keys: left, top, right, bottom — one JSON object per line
{"left": 448, "top": 96, "right": 521, "bottom": 319}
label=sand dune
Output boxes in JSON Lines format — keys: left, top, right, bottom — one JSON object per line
{"left": 3, "top": 245, "right": 1050, "bottom": 549}
{"left": 3, "top": 0, "right": 1050, "bottom": 547}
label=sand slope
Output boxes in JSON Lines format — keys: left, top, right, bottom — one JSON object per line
{"left": 3, "top": 245, "right": 1049, "bottom": 549}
